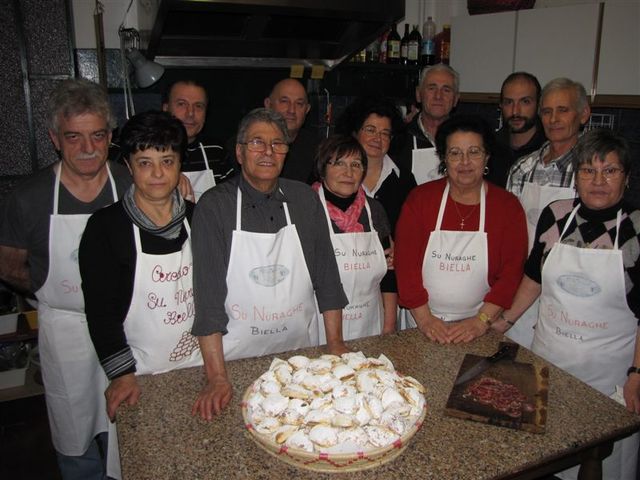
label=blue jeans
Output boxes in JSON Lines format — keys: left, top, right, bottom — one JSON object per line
{"left": 56, "top": 432, "right": 108, "bottom": 480}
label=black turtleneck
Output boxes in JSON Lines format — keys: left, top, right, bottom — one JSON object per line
{"left": 322, "top": 185, "right": 357, "bottom": 212}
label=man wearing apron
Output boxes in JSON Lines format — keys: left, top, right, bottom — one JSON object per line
{"left": 317, "top": 186, "right": 387, "bottom": 343}
{"left": 0, "top": 79, "right": 131, "bottom": 479}
{"left": 504, "top": 78, "right": 590, "bottom": 348}
{"left": 191, "top": 108, "right": 348, "bottom": 421}
{"left": 397, "top": 64, "right": 460, "bottom": 185}
{"left": 162, "top": 79, "right": 235, "bottom": 200}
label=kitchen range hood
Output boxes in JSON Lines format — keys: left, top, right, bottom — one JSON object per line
{"left": 145, "top": 0, "right": 405, "bottom": 69}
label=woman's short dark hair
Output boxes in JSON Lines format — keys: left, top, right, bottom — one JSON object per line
{"left": 573, "top": 128, "right": 631, "bottom": 175}
{"left": 315, "top": 135, "right": 369, "bottom": 180}
{"left": 120, "top": 111, "right": 188, "bottom": 161}
{"left": 335, "top": 96, "right": 405, "bottom": 148}
{"left": 435, "top": 114, "right": 497, "bottom": 174}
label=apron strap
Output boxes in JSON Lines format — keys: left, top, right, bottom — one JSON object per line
{"left": 435, "top": 183, "right": 450, "bottom": 231}
{"left": 318, "top": 186, "right": 335, "bottom": 233}
{"left": 235, "top": 187, "right": 292, "bottom": 231}
{"left": 198, "top": 143, "right": 211, "bottom": 171}
{"left": 364, "top": 197, "right": 376, "bottom": 233}
{"left": 133, "top": 219, "right": 191, "bottom": 253}
{"left": 559, "top": 205, "right": 622, "bottom": 249}
{"left": 235, "top": 188, "right": 242, "bottom": 230}
{"left": 53, "top": 162, "right": 118, "bottom": 213}
{"left": 318, "top": 186, "right": 376, "bottom": 235}
{"left": 436, "top": 182, "right": 486, "bottom": 232}
{"left": 281, "top": 188, "right": 292, "bottom": 225}
{"left": 53, "top": 164, "right": 62, "bottom": 214}
{"left": 478, "top": 182, "right": 486, "bottom": 232}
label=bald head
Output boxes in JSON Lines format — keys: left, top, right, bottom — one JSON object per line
{"left": 264, "top": 78, "right": 310, "bottom": 139}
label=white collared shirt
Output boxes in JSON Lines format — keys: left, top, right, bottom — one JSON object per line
{"left": 363, "top": 154, "right": 400, "bottom": 196}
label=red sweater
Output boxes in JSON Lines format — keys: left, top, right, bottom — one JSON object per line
{"left": 395, "top": 178, "right": 527, "bottom": 310}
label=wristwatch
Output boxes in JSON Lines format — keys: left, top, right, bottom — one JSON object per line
{"left": 627, "top": 366, "right": 640, "bottom": 376}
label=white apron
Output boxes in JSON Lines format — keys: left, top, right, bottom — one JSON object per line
{"left": 411, "top": 136, "right": 442, "bottom": 185}
{"left": 506, "top": 173, "right": 575, "bottom": 348}
{"left": 420, "top": 182, "right": 489, "bottom": 322}
{"left": 36, "top": 164, "right": 116, "bottom": 456}
{"left": 222, "top": 188, "right": 319, "bottom": 361}
{"left": 532, "top": 206, "right": 638, "bottom": 480}
{"left": 182, "top": 143, "right": 218, "bottom": 201}
{"left": 108, "top": 219, "right": 203, "bottom": 479}
{"left": 317, "top": 186, "right": 386, "bottom": 343}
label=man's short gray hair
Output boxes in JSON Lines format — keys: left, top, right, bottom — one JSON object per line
{"left": 48, "top": 78, "right": 115, "bottom": 133}
{"left": 541, "top": 77, "right": 589, "bottom": 113}
{"left": 236, "top": 108, "right": 290, "bottom": 145}
{"left": 418, "top": 64, "right": 460, "bottom": 94}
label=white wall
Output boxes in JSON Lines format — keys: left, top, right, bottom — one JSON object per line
{"left": 72, "top": 0, "right": 150, "bottom": 48}
{"left": 402, "top": 0, "right": 468, "bottom": 34}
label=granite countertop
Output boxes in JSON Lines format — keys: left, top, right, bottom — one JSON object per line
{"left": 117, "top": 330, "right": 640, "bottom": 479}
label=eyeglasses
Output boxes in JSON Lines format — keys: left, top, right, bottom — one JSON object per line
{"left": 360, "top": 125, "right": 393, "bottom": 141}
{"left": 446, "top": 146, "right": 486, "bottom": 162}
{"left": 239, "top": 138, "right": 289, "bottom": 154}
{"left": 577, "top": 166, "right": 624, "bottom": 181}
{"left": 328, "top": 158, "right": 364, "bottom": 171}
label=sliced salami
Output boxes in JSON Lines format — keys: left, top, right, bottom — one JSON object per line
{"left": 463, "top": 376, "right": 534, "bottom": 418}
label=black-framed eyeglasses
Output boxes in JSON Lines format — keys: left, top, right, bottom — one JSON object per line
{"left": 239, "top": 138, "right": 289, "bottom": 154}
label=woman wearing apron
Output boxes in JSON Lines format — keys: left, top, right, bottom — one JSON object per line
{"left": 312, "top": 135, "right": 392, "bottom": 342}
{"left": 80, "top": 112, "right": 202, "bottom": 479}
{"left": 395, "top": 115, "right": 527, "bottom": 344}
{"left": 499, "top": 129, "right": 640, "bottom": 480}
{"left": 336, "top": 97, "right": 417, "bottom": 333}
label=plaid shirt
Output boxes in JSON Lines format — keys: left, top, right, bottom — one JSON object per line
{"left": 506, "top": 141, "right": 576, "bottom": 197}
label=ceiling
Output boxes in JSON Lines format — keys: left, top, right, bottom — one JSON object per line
{"left": 145, "top": 0, "right": 405, "bottom": 69}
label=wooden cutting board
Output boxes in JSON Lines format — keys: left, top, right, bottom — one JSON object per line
{"left": 444, "top": 352, "right": 549, "bottom": 434}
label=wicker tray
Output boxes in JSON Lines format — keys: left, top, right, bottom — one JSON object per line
{"left": 241, "top": 378, "right": 427, "bottom": 473}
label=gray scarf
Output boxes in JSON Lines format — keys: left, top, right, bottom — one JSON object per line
{"left": 122, "top": 185, "right": 186, "bottom": 240}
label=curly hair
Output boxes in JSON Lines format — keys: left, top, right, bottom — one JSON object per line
{"left": 334, "top": 96, "right": 405, "bottom": 150}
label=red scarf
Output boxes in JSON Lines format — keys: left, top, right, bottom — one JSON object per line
{"left": 313, "top": 182, "right": 366, "bottom": 233}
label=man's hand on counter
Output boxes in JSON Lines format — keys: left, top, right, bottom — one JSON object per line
{"left": 106, "top": 373, "right": 142, "bottom": 421}
{"left": 192, "top": 375, "right": 233, "bottom": 421}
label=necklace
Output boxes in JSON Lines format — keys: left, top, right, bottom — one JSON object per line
{"left": 452, "top": 200, "right": 479, "bottom": 230}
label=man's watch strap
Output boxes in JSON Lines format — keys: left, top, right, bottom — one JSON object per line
{"left": 627, "top": 366, "right": 640, "bottom": 376}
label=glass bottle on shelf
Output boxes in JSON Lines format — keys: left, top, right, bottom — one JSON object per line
{"left": 379, "top": 29, "right": 389, "bottom": 64}
{"left": 439, "top": 24, "right": 451, "bottom": 65}
{"left": 387, "top": 23, "right": 401, "bottom": 64}
{"left": 400, "top": 23, "right": 410, "bottom": 65}
{"left": 408, "top": 24, "right": 421, "bottom": 66}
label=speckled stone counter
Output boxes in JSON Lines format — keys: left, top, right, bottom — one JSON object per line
{"left": 117, "top": 330, "right": 640, "bottom": 479}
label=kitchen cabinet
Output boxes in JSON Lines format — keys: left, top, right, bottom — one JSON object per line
{"left": 597, "top": 2, "right": 640, "bottom": 95}
{"left": 514, "top": 3, "right": 600, "bottom": 93}
{"left": 450, "top": 11, "right": 516, "bottom": 93}
{"left": 450, "top": 3, "right": 639, "bottom": 101}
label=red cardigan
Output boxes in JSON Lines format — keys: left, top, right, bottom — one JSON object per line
{"left": 395, "top": 178, "right": 527, "bottom": 310}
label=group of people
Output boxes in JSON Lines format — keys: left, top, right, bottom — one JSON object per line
{"left": 0, "top": 62, "right": 638, "bottom": 480}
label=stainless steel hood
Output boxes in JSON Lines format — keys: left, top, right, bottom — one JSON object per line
{"left": 145, "top": 0, "right": 405, "bottom": 69}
